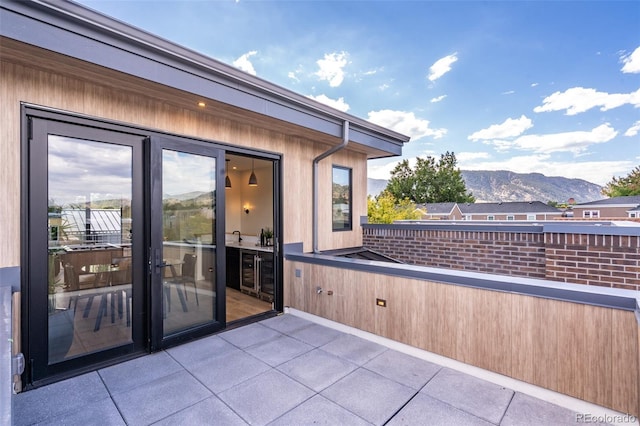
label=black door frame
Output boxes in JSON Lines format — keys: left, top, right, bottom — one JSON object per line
{"left": 21, "top": 105, "right": 284, "bottom": 385}
{"left": 23, "top": 108, "right": 147, "bottom": 386}
{"left": 148, "top": 135, "right": 227, "bottom": 350}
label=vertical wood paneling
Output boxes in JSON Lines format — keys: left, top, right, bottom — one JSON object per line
{"left": 583, "top": 305, "right": 612, "bottom": 408}
{"left": 611, "top": 309, "right": 639, "bottom": 414}
{"left": 556, "top": 302, "right": 586, "bottom": 399}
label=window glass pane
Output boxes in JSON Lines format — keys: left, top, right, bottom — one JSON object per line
{"left": 332, "top": 166, "right": 352, "bottom": 231}
{"left": 48, "top": 135, "right": 133, "bottom": 364}
{"left": 161, "top": 149, "right": 217, "bottom": 336}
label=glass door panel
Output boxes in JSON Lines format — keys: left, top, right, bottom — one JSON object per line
{"left": 158, "top": 148, "right": 219, "bottom": 338}
{"left": 47, "top": 135, "right": 134, "bottom": 363}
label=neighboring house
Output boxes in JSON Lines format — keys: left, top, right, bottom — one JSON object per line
{"left": 0, "top": 0, "right": 409, "bottom": 388}
{"left": 459, "top": 201, "right": 562, "bottom": 221}
{"left": 572, "top": 195, "right": 640, "bottom": 219}
{"left": 415, "top": 202, "right": 463, "bottom": 220}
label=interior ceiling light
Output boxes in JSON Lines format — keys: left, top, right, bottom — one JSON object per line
{"left": 225, "top": 159, "right": 232, "bottom": 189}
{"left": 248, "top": 158, "right": 258, "bottom": 186}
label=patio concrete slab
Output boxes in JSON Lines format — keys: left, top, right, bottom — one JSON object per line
{"left": 219, "top": 322, "right": 283, "bottom": 348}
{"left": 320, "top": 333, "right": 388, "bottom": 365}
{"left": 421, "top": 367, "right": 514, "bottom": 424}
{"left": 321, "top": 368, "right": 417, "bottom": 425}
{"left": 364, "top": 349, "right": 442, "bottom": 390}
{"left": 244, "top": 334, "right": 313, "bottom": 366}
{"left": 188, "top": 349, "right": 271, "bottom": 393}
{"left": 288, "top": 322, "right": 344, "bottom": 347}
{"left": 13, "top": 372, "right": 110, "bottom": 426}
{"left": 112, "top": 370, "right": 212, "bottom": 426}
{"left": 501, "top": 392, "right": 609, "bottom": 426}
{"left": 152, "top": 395, "right": 247, "bottom": 426}
{"left": 276, "top": 348, "right": 359, "bottom": 392}
{"left": 260, "top": 313, "right": 314, "bottom": 334}
{"left": 166, "top": 334, "right": 237, "bottom": 368}
{"left": 269, "top": 394, "right": 372, "bottom": 426}
{"left": 217, "top": 369, "right": 315, "bottom": 425}
{"left": 386, "top": 392, "right": 494, "bottom": 426}
{"left": 32, "top": 398, "right": 126, "bottom": 426}
{"left": 99, "top": 351, "right": 182, "bottom": 395}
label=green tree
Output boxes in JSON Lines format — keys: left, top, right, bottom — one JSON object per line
{"left": 602, "top": 166, "right": 640, "bottom": 197}
{"left": 367, "top": 191, "right": 421, "bottom": 224}
{"left": 385, "top": 152, "right": 475, "bottom": 203}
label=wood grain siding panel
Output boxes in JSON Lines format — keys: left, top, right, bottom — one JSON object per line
{"left": 612, "top": 309, "right": 639, "bottom": 415}
{"left": 285, "top": 261, "right": 639, "bottom": 416}
{"left": 583, "top": 305, "right": 612, "bottom": 409}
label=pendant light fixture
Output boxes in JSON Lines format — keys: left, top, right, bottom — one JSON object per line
{"left": 248, "top": 158, "right": 258, "bottom": 186}
{"left": 225, "top": 159, "right": 232, "bottom": 189}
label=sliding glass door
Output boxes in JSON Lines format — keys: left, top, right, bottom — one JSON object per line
{"left": 27, "top": 116, "right": 146, "bottom": 383}
{"left": 149, "top": 136, "right": 226, "bottom": 348}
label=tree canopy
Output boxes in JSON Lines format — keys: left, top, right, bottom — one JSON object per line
{"left": 385, "top": 152, "right": 475, "bottom": 204}
{"left": 367, "top": 191, "right": 421, "bottom": 224}
{"left": 602, "top": 166, "right": 640, "bottom": 197}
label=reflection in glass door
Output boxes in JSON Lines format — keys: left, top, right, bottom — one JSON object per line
{"left": 47, "top": 136, "right": 135, "bottom": 363}
{"left": 154, "top": 145, "right": 221, "bottom": 339}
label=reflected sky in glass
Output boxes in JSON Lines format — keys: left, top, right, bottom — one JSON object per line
{"left": 333, "top": 167, "right": 350, "bottom": 187}
{"left": 48, "top": 136, "right": 132, "bottom": 207}
{"left": 162, "top": 150, "right": 216, "bottom": 198}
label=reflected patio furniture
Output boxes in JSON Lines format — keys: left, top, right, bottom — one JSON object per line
{"left": 110, "top": 257, "right": 133, "bottom": 327}
{"left": 162, "top": 257, "right": 191, "bottom": 315}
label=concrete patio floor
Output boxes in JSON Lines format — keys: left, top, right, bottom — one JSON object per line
{"left": 14, "top": 312, "right": 618, "bottom": 425}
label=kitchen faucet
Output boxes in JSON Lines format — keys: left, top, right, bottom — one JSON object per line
{"left": 232, "top": 230, "right": 242, "bottom": 243}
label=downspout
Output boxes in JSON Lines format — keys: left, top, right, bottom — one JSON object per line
{"left": 313, "top": 120, "right": 350, "bottom": 253}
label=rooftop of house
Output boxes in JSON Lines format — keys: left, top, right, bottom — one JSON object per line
{"left": 418, "top": 201, "right": 562, "bottom": 215}
{"left": 575, "top": 195, "right": 640, "bottom": 207}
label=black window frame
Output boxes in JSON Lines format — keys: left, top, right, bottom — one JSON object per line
{"left": 331, "top": 165, "right": 352, "bottom": 232}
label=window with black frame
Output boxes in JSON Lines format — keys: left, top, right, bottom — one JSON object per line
{"left": 332, "top": 165, "right": 352, "bottom": 231}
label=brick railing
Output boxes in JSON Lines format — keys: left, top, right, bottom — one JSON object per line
{"left": 362, "top": 222, "right": 640, "bottom": 291}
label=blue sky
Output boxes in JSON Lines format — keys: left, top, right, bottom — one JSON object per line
{"left": 77, "top": 0, "right": 639, "bottom": 186}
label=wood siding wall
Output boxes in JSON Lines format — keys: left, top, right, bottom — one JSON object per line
{"left": 0, "top": 40, "right": 366, "bottom": 268}
{"left": 284, "top": 260, "right": 640, "bottom": 417}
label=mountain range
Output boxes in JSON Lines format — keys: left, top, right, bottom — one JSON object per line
{"left": 368, "top": 170, "right": 604, "bottom": 203}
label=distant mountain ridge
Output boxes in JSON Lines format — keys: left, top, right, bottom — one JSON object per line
{"left": 367, "top": 170, "right": 603, "bottom": 203}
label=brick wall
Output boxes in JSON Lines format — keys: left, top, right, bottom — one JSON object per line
{"left": 545, "top": 232, "right": 640, "bottom": 290}
{"left": 362, "top": 224, "right": 640, "bottom": 290}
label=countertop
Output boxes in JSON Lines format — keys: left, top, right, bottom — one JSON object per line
{"left": 225, "top": 241, "right": 274, "bottom": 253}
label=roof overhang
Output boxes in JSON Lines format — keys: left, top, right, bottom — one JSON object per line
{"left": 0, "top": 0, "right": 409, "bottom": 158}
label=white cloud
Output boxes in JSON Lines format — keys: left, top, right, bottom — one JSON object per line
{"left": 430, "top": 95, "right": 447, "bottom": 103}
{"left": 287, "top": 71, "right": 300, "bottom": 82}
{"left": 367, "top": 110, "right": 447, "bottom": 140}
{"left": 625, "top": 120, "right": 640, "bottom": 137}
{"left": 427, "top": 53, "right": 458, "bottom": 82}
{"left": 468, "top": 115, "right": 533, "bottom": 141}
{"left": 502, "top": 90, "right": 515, "bottom": 95}
{"left": 460, "top": 154, "right": 633, "bottom": 186}
{"left": 379, "top": 83, "right": 390, "bottom": 91}
{"left": 531, "top": 83, "right": 539, "bottom": 87}
{"left": 533, "top": 87, "right": 640, "bottom": 115}
{"left": 621, "top": 46, "right": 640, "bottom": 74}
{"left": 232, "top": 51, "right": 258, "bottom": 75}
{"left": 315, "top": 51, "right": 348, "bottom": 87}
{"left": 306, "top": 94, "right": 350, "bottom": 112}
{"left": 456, "top": 152, "right": 491, "bottom": 163}
{"left": 494, "top": 123, "right": 618, "bottom": 155}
